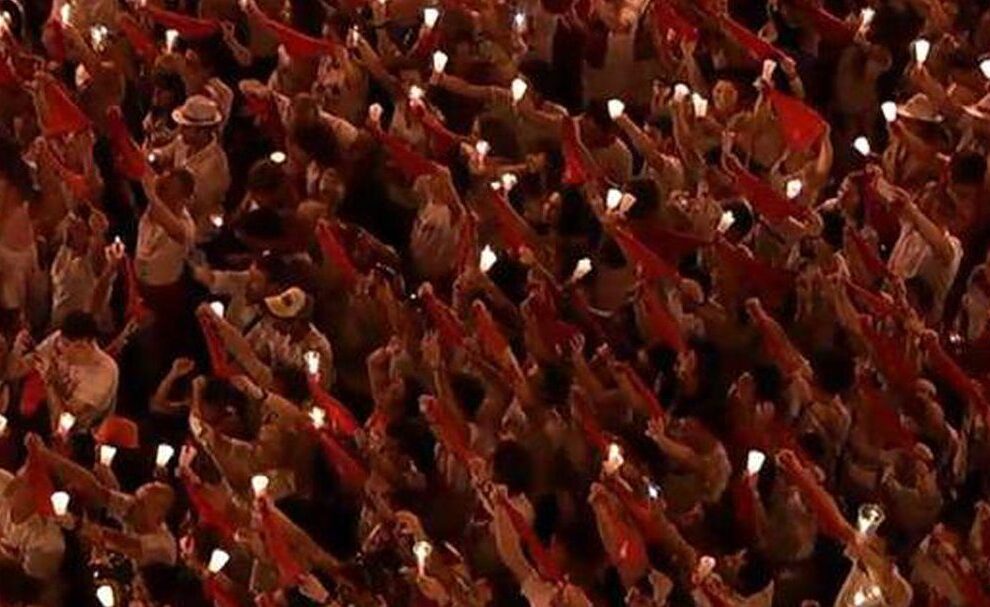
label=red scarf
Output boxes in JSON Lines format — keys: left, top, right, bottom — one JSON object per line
{"left": 307, "top": 377, "right": 361, "bottom": 436}
{"left": 315, "top": 221, "right": 360, "bottom": 289}
{"left": 38, "top": 77, "right": 90, "bottom": 138}
{"left": 118, "top": 14, "right": 158, "bottom": 64}
{"left": 611, "top": 225, "right": 680, "bottom": 281}
{"left": 253, "top": 10, "right": 338, "bottom": 58}
{"left": 106, "top": 106, "right": 150, "bottom": 181}
{"left": 766, "top": 89, "right": 828, "bottom": 153}
{"left": 143, "top": 6, "right": 220, "bottom": 39}
{"left": 258, "top": 499, "right": 305, "bottom": 587}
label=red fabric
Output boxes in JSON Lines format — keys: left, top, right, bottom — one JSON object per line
{"left": 611, "top": 225, "right": 680, "bottom": 281}
{"left": 197, "top": 315, "right": 236, "bottom": 380}
{"left": 636, "top": 284, "right": 685, "bottom": 352}
{"left": 410, "top": 27, "right": 442, "bottom": 61}
{"left": 604, "top": 478, "right": 666, "bottom": 545}
{"left": 202, "top": 577, "right": 241, "bottom": 607}
{"left": 123, "top": 256, "right": 151, "bottom": 323}
{"left": 258, "top": 500, "right": 305, "bottom": 587}
{"left": 858, "top": 318, "right": 917, "bottom": 392}
{"left": 19, "top": 369, "right": 46, "bottom": 417}
{"left": 38, "top": 77, "right": 90, "bottom": 138}
{"left": 411, "top": 105, "right": 460, "bottom": 159}
{"left": 485, "top": 186, "right": 534, "bottom": 254}
{"left": 315, "top": 430, "right": 369, "bottom": 491}
{"left": 25, "top": 451, "right": 55, "bottom": 517}
{"left": 713, "top": 240, "right": 794, "bottom": 308}
{"left": 307, "top": 376, "right": 360, "bottom": 436}
{"left": 652, "top": 0, "right": 698, "bottom": 42}
{"left": 377, "top": 129, "right": 438, "bottom": 182}
{"left": 525, "top": 285, "right": 582, "bottom": 355}
{"left": 498, "top": 494, "right": 564, "bottom": 582}
{"left": 118, "top": 14, "right": 158, "bottom": 64}
{"left": 43, "top": 19, "right": 66, "bottom": 63}
{"left": 750, "top": 305, "right": 804, "bottom": 376}
{"left": 729, "top": 162, "right": 809, "bottom": 221}
{"left": 777, "top": 455, "right": 856, "bottom": 544}
{"left": 421, "top": 288, "right": 466, "bottom": 350}
{"left": 859, "top": 380, "right": 916, "bottom": 450}
{"left": 561, "top": 117, "right": 595, "bottom": 185}
{"left": 731, "top": 475, "right": 759, "bottom": 541}
{"left": 183, "top": 475, "right": 237, "bottom": 539}
{"left": 613, "top": 363, "right": 666, "bottom": 421}
{"left": 571, "top": 389, "right": 610, "bottom": 451}
{"left": 630, "top": 225, "right": 710, "bottom": 264}
{"left": 720, "top": 16, "right": 790, "bottom": 63}
{"left": 860, "top": 176, "right": 901, "bottom": 250}
{"left": 767, "top": 89, "right": 828, "bottom": 152}
{"left": 792, "top": 0, "right": 855, "bottom": 46}
{"left": 844, "top": 280, "right": 898, "bottom": 318}
{"left": 315, "top": 221, "right": 360, "bottom": 289}
{"left": 45, "top": 146, "right": 92, "bottom": 201}
{"left": 106, "top": 106, "right": 149, "bottom": 181}
{"left": 924, "top": 337, "right": 990, "bottom": 424}
{"left": 94, "top": 416, "right": 139, "bottom": 448}
{"left": 253, "top": 10, "right": 337, "bottom": 58}
{"left": 847, "top": 228, "right": 890, "bottom": 281}
{"left": 472, "top": 300, "right": 511, "bottom": 359}
{"left": 244, "top": 94, "right": 287, "bottom": 147}
{"left": 421, "top": 395, "right": 474, "bottom": 463}
{"left": 0, "top": 56, "right": 20, "bottom": 87}
{"left": 143, "top": 6, "right": 220, "bottom": 39}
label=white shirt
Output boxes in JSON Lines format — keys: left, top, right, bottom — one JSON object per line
{"left": 136, "top": 207, "right": 195, "bottom": 286}
{"left": 35, "top": 332, "right": 119, "bottom": 429}
{"left": 0, "top": 471, "right": 64, "bottom": 580}
{"left": 162, "top": 137, "right": 231, "bottom": 239}
{"left": 50, "top": 246, "right": 98, "bottom": 326}
{"left": 106, "top": 491, "right": 177, "bottom": 567}
{"left": 888, "top": 225, "right": 963, "bottom": 318}
{"left": 246, "top": 319, "right": 334, "bottom": 387}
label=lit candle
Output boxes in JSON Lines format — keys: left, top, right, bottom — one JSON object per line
{"left": 269, "top": 150, "right": 287, "bottom": 164}
{"left": 513, "top": 11, "right": 526, "bottom": 33}
{"left": 98, "top": 445, "right": 117, "bottom": 466}
{"left": 304, "top": 350, "right": 320, "bottom": 376}
{"left": 603, "top": 442, "right": 624, "bottom": 474}
{"left": 857, "top": 503, "right": 884, "bottom": 535}
{"left": 500, "top": 172, "right": 517, "bottom": 191}
{"left": 147, "top": 152, "right": 158, "bottom": 165}
{"left": 647, "top": 482, "right": 660, "bottom": 500}
{"left": 881, "top": 101, "right": 897, "bottom": 123}
{"left": 165, "top": 29, "right": 179, "bottom": 53}
{"left": 852, "top": 585, "right": 883, "bottom": 607}
{"left": 368, "top": 103, "right": 383, "bottom": 123}
{"left": 691, "top": 93, "right": 708, "bottom": 118}
{"left": 408, "top": 85, "right": 425, "bottom": 103}
{"left": 860, "top": 7, "right": 875, "bottom": 28}
{"left": 607, "top": 98, "right": 625, "bottom": 120}
{"left": 510, "top": 78, "right": 528, "bottom": 103}
{"left": 422, "top": 7, "right": 440, "bottom": 28}
{"left": 785, "top": 178, "right": 803, "bottom": 200}
{"left": 949, "top": 332, "right": 963, "bottom": 345}
{"left": 308, "top": 407, "right": 326, "bottom": 429}
{"left": 479, "top": 245, "right": 498, "bottom": 274}
{"left": 853, "top": 136, "right": 872, "bottom": 156}
{"left": 57, "top": 412, "right": 76, "bottom": 436}
{"left": 59, "top": 4, "right": 72, "bottom": 25}
{"left": 672, "top": 83, "right": 690, "bottom": 102}
{"left": 981, "top": 59, "right": 990, "bottom": 80}
{"left": 745, "top": 450, "right": 766, "bottom": 476}
{"left": 209, "top": 214, "right": 224, "bottom": 229}
{"left": 96, "top": 584, "right": 115, "bottom": 607}
{"left": 251, "top": 474, "right": 270, "bottom": 498}
{"left": 432, "top": 50, "right": 448, "bottom": 73}
{"left": 571, "top": 257, "right": 593, "bottom": 281}
{"left": 207, "top": 548, "right": 230, "bottom": 574}
{"left": 0, "top": 12, "right": 12, "bottom": 36}
{"left": 913, "top": 38, "right": 930, "bottom": 65}
{"left": 606, "top": 188, "right": 623, "bottom": 211}
{"left": 717, "top": 210, "right": 736, "bottom": 233}
{"left": 413, "top": 540, "right": 432, "bottom": 576}
{"left": 155, "top": 443, "right": 175, "bottom": 468}
{"left": 90, "top": 25, "right": 108, "bottom": 52}
{"left": 0, "top": 413, "right": 7, "bottom": 436}
{"left": 50, "top": 491, "right": 70, "bottom": 516}
{"left": 209, "top": 301, "right": 225, "bottom": 317}
{"left": 474, "top": 140, "right": 490, "bottom": 162}
{"left": 347, "top": 26, "right": 359, "bottom": 48}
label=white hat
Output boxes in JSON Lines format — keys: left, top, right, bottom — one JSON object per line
{"left": 172, "top": 95, "right": 223, "bottom": 127}
{"left": 263, "top": 287, "right": 309, "bottom": 319}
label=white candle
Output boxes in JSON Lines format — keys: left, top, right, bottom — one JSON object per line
{"left": 981, "top": 59, "right": 990, "bottom": 80}
{"left": 745, "top": 450, "right": 766, "bottom": 476}
{"left": 408, "top": 85, "right": 425, "bottom": 103}
{"left": 474, "top": 140, "right": 490, "bottom": 161}
{"left": 209, "top": 301, "right": 225, "bottom": 317}
{"left": 413, "top": 540, "right": 432, "bottom": 576}
{"left": 691, "top": 93, "right": 709, "bottom": 118}
{"left": 571, "top": 257, "right": 593, "bottom": 281}
{"left": 672, "top": 83, "right": 690, "bottom": 102}
{"left": 510, "top": 78, "right": 528, "bottom": 103}
{"left": 59, "top": 4, "right": 72, "bottom": 25}
{"left": 347, "top": 26, "right": 359, "bottom": 48}
{"left": 647, "top": 482, "right": 660, "bottom": 500}
{"left": 308, "top": 407, "right": 326, "bottom": 429}
{"left": 913, "top": 38, "right": 930, "bottom": 65}
{"left": 881, "top": 101, "right": 897, "bottom": 123}
{"left": 96, "top": 584, "right": 115, "bottom": 607}
{"left": 422, "top": 7, "right": 440, "bottom": 28}
{"left": 500, "top": 173, "right": 517, "bottom": 191}
{"left": 432, "top": 51, "right": 448, "bottom": 73}
{"left": 860, "top": 8, "right": 875, "bottom": 28}
{"left": 269, "top": 150, "right": 287, "bottom": 164}
{"left": 605, "top": 188, "right": 623, "bottom": 211}
{"left": 479, "top": 245, "right": 498, "bottom": 274}
{"left": 857, "top": 503, "right": 885, "bottom": 535}
{"left": 853, "top": 136, "right": 872, "bottom": 156}
{"left": 853, "top": 585, "right": 883, "bottom": 607}
{"left": 304, "top": 350, "right": 320, "bottom": 376}
{"left": 207, "top": 548, "right": 230, "bottom": 574}
{"left": 165, "top": 29, "right": 179, "bottom": 53}
{"left": 603, "top": 443, "right": 624, "bottom": 474}
{"left": 513, "top": 11, "right": 526, "bottom": 32}
{"left": 98, "top": 445, "right": 117, "bottom": 466}
{"left": 91, "top": 25, "right": 108, "bottom": 52}
{"left": 155, "top": 443, "right": 175, "bottom": 468}
{"left": 607, "top": 99, "right": 625, "bottom": 120}
{"left": 785, "top": 178, "right": 803, "bottom": 200}
{"left": 209, "top": 214, "right": 224, "bottom": 228}
{"left": 251, "top": 474, "right": 270, "bottom": 497}
{"left": 57, "top": 412, "right": 76, "bottom": 435}
{"left": 369, "top": 103, "right": 383, "bottom": 123}
{"left": 0, "top": 413, "right": 7, "bottom": 435}
{"left": 717, "top": 210, "right": 736, "bottom": 233}
{"left": 50, "top": 491, "right": 70, "bottom": 516}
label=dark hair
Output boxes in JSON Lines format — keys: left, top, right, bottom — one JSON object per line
{"left": 272, "top": 364, "right": 310, "bottom": 403}
{"left": 291, "top": 122, "right": 340, "bottom": 167}
{"left": 61, "top": 311, "right": 100, "bottom": 341}
{"left": 493, "top": 440, "right": 533, "bottom": 494}
{"left": 247, "top": 159, "right": 288, "bottom": 195}
{"left": 625, "top": 178, "right": 660, "bottom": 220}
{"left": 201, "top": 378, "right": 248, "bottom": 413}
{"left": 950, "top": 151, "right": 986, "bottom": 186}
{"left": 152, "top": 69, "right": 187, "bottom": 101}
{"left": 161, "top": 168, "right": 196, "bottom": 198}
{"left": 585, "top": 99, "right": 614, "bottom": 133}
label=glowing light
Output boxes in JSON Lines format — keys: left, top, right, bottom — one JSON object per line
{"left": 603, "top": 443, "right": 624, "bottom": 474}
{"left": 155, "top": 443, "right": 175, "bottom": 468}
{"left": 304, "top": 350, "right": 321, "bottom": 376}
{"left": 691, "top": 93, "right": 708, "bottom": 118}
{"left": 51, "top": 491, "right": 70, "bottom": 516}
{"left": 99, "top": 445, "right": 117, "bottom": 466}
{"left": 607, "top": 99, "right": 625, "bottom": 120}
{"left": 857, "top": 503, "right": 885, "bottom": 535}
{"left": 511, "top": 78, "right": 528, "bottom": 103}
{"left": 785, "top": 179, "right": 803, "bottom": 200}
{"left": 308, "top": 407, "right": 326, "bottom": 429}
{"left": 571, "top": 258, "right": 593, "bottom": 281}
{"left": 500, "top": 173, "right": 517, "bottom": 191}
{"left": 413, "top": 540, "right": 432, "bottom": 576}
{"left": 207, "top": 549, "right": 230, "bottom": 574}
{"left": 881, "top": 101, "right": 897, "bottom": 123}
{"left": 432, "top": 51, "right": 448, "bottom": 73}
{"left": 673, "top": 83, "right": 690, "bottom": 102}
{"left": 746, "top": 450, "right": 766, "bottom": 475}
{"left": 251, "top": 474, "right": 270, "bottom": 497}
{"left": 853, "top": 136, "right": 872, "bottom": 156}
{"left": 165, "top": 29, "right": 179, "bottom": 53}
{"left": 59, "top": 4, "right": 73, "bottom": 25}
{"left": 96, "top": 585, "right": 115, "bottom": 607}
{"left": 606, "top": 189, "right": 623, "bottom": 211}
{"left": 423, "top": 7, "right": 440, "bottom": 28}
{"left": 269, "top": 151, "right": 287, "bottom": 164}
{"left": 209, "top": 301, "right": 225, "bottom": 317}
{"left": 913, "top": 38, "right": 930, "bottom": 65}
{"left": 479, "top": 245, "right": 498, "bottom": 273}
{"left": 58, "top": 412, "right": 76, "bottom": 435}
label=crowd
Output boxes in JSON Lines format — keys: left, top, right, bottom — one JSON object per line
{"left": 0, "top": 0, "right": 989, "bottom": 605}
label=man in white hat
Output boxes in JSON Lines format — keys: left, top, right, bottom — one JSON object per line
{"left": 247, "top": 286, "right": 334, "bottom": 389}
{"left": 151, "top": 94, "right": 230, "bottom": 242}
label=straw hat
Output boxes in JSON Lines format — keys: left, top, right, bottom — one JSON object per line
{"left": 172, "top": 94, "right": 223, "bottom": 127}
{"left": 263, "top": 286, "right": 310, "bottom": 320}
{"left": 896, "top": 93, "right": 943, "bottom": 123}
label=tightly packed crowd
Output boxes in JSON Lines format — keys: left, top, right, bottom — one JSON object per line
{"left": 1, "top": 0, "right": 990, "bottom": 605}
